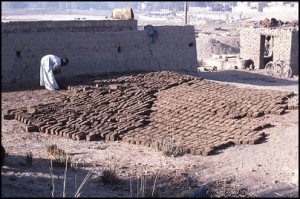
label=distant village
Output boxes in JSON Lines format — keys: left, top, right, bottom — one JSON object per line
{"left": 2, "top": 1, "right": 298, "bottom": 14}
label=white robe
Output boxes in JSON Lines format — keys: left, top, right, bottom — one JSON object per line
{"left": 40, "top": 55, "right": 61, "bottom": 91}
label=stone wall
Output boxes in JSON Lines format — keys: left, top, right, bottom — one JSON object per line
{"left": 1, "top": 20, "right": 198, "bottom": 88}
{"left": 240, "top": 27, "right": 299, "bottom": 75}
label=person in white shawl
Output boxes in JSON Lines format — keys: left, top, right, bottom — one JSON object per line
{"left": 40, "top": 54, "right": 69, "bottom": 91}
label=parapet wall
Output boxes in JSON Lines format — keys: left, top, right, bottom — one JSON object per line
{"left": 240, "top": 27, "right": 299, "bottom": 75}
{"left": 1, "top": 20, "right": 198, "bottom": 88}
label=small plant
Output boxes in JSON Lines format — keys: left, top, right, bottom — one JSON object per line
{"left": 100, "top": 168, "right": 119, "bottom": 185}
{"left": 25, "top": 152, "right": 33, "bottom": 167}
{"left": 287, "top": 95, "right": 298, "bottom": 106}
{"left": 129, "top": 171, "right": 158, "bottom": 198}
{"left": 44, "top": 141, "right": 72, "bottom": 168}
{"left": 49, "top": 159, "right": 92, "bottom": 198}
{"left": 151, "top": 138, "right": 184, "bottom": 157}
{"left": 53, "top": 153, "right": 72, "bottom": 168}
{"left": 44, "top": 142, "right": 66, "bottom": 156}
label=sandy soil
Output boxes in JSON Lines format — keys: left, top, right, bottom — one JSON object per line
{"left": 1, "top": 9, "right": 299, "bottom": 198}
{"left": 1, "top": 69, "right": 298, "bottom": 198}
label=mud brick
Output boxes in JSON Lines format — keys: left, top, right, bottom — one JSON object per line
{"left": 46, "top": 120, "right": 58, "bottom": 125}
{"left": 24, "top": 117, "right": 32, "bottom": 125}
{"left": 270, "top": 107, "right": 279, "bottom": 114}
{"left": 260, "top": 123, "right": 271, "bottom": 129}
{"left": 241, "top": 139, "right": 251, "bottom": 145}
{"left": 15, "top": 114, "right": 21, "bottom": 121}
{"left": 251, "top": 112, "right": 260, "bottom": 118}
{"left": 231, "top": 129, "right": 242, "bottom": 136}
{"left": 100, "top": 131, "right": 111, "bottom": 140}
{"left": 56, "top": 127, "right": 66, "bottom": 136}
{"left": 143, "top": 142, "right": 151, "bottom": 147}
{"left": 83, "top": 86, "right": 91, "bottom": 91}
{"left": 44, "top": 126, "right": 52, "bottom": 134}
{"left": 263, "top": 108, "right": 271, "bottom": 114}
{"left": 246, "top": 112, "right": 253, "bottom": 118}
{"left": 248, "top": 135, "right": 261, "bottom": 144}
{"left": 135, "top": 139, "right": 143, "bottom": 145}
{"left": 40, "top": 125, "right": 48, "bottom": 133}
{"left": 27, "top": 106, "right": 37, "bottom": 114}
{"left": 128, "top": 139, "right": 137, "bottom": 144}
{"left": 26, "top": 125, "right": 39, "bottom": 132}
{"left": 20, "top": 116, "right": 27, "bottom": 123}
{"left": 60, "top": 129, "right": 69, "bottom": 138}
{"left": 5, "top": 109, "right": 17, "bottom": 115}
{"left": 275, "top": 108, "right": 285, "bottom": 115}
{"left": 75, "top": 132, "right": 86, "bottom": 140}
{"left": 66, "top": 130, "right": 77, "bottom": 138}
{"left": 86, "top": 133, "right": 101, "bottom": 141}
{"left": 49, "top": 127, "right": 57, "bottom": 135}
{"left": 200, "top": 149, "right": 210, "bottom": 156}
{"left": 3, "top": 114, "right": 15, "bottom": 120}
{"left": 71, "top": 132, "right": 78, "bottom": 140}
{"left": 233, "top": 139, "right": 243, "bottom": 145}
{"left": 109, "top": 132, "right": 118, "bottom": 141}
{"left": 80, "top": 125, "right": 90, "bottom": 131}
{"left": 122, "top": 136, "right": 129, "bottom": 143}
{"left": 247, "top": 131, "right": 258, "bottom": 137}
{"left": 140, "top": 139, "right": 150, "bottom": 146}
{"left": 287, "top": 104, "right": 295, "bottom": 110}
{"left": 35, "top": 121, "right": 46, "bottom": 128}
{"left": 190, "top": 148, "right": 198, "bottom": 155}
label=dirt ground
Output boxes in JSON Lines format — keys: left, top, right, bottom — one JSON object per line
{"left": 1, "top": 69, "right": 298, "bottom": 198}
{"left": 1, "top": 8, "right": 299, "bottom": 198}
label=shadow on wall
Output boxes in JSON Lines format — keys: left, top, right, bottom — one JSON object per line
{"left": 197, "top": 69, "right": 298, "bottom": 88}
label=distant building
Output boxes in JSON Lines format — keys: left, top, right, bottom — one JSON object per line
{"left": 232, "top": 2, "right": 268, "bottom": 13}
{"left": 240, "top": 27, "right": 298, "bottom": 75}
{"left": 263, "top": 2, "right": 299, "bottom": 14}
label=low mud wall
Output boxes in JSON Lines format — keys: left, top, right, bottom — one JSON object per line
{"left": 2, "top": 20, "right": 198, "bottom": 88}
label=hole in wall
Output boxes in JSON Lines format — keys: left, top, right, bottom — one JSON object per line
{"left": 188, "top": 42, "right": 194, "bottom": 47}
{"left": 16, "top": 51, "right": 21, "bottom": 58}
{"left": 118, "top": 46, "right": 121, "bottom": 52}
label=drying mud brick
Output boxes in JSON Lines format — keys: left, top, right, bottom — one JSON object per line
{"left": 8, "top": 71, "right": 296, "bottom": 156}
{"left": 26, "top": 125, "right": 39, "bottom": 132}
{"left": 3, "top": 114, "right": 15, "bottom": 120}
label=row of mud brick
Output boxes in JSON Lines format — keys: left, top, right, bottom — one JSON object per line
{"left": 3, "top": 71, "right": 297, "bottom": 155}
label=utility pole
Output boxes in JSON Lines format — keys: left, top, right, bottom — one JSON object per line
{"left": 184, "top": 1, "right": 188, "bottom": 25}
{"left": 69, "top": 2, "right": 72, "bottom": 15}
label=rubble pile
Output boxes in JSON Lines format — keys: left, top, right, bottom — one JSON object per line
{"left": 244, "top": 17, "right": 298, "bottom": 28}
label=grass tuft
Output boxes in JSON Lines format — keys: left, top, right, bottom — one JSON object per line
{"left": 151, "top": 138, "right": 184, "bottom": 157}
{"left": 25, "top": 151, "right": 33, "bottom": 167}
{"left": 100, "top": 168, "right": 119, "bottom": 185}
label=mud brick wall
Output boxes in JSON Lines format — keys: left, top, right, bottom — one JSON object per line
{"left": 240, "top": 27, "right": 299, "bottom": 75}
{"left": 1, "top": 20, "right": 138, "bottom": 33}
{"left": 1, "top": 20, "right": 198, "bottom": 87}
{"left": 3, "top": 71, "right": 297, "bottom": 156}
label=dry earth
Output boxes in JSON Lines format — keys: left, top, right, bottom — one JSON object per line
{"left": 1, "top": 8, "right": 299, "bottom": 198}
{"left": 1, "top": 70, "right": 299, "bottom": 198}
